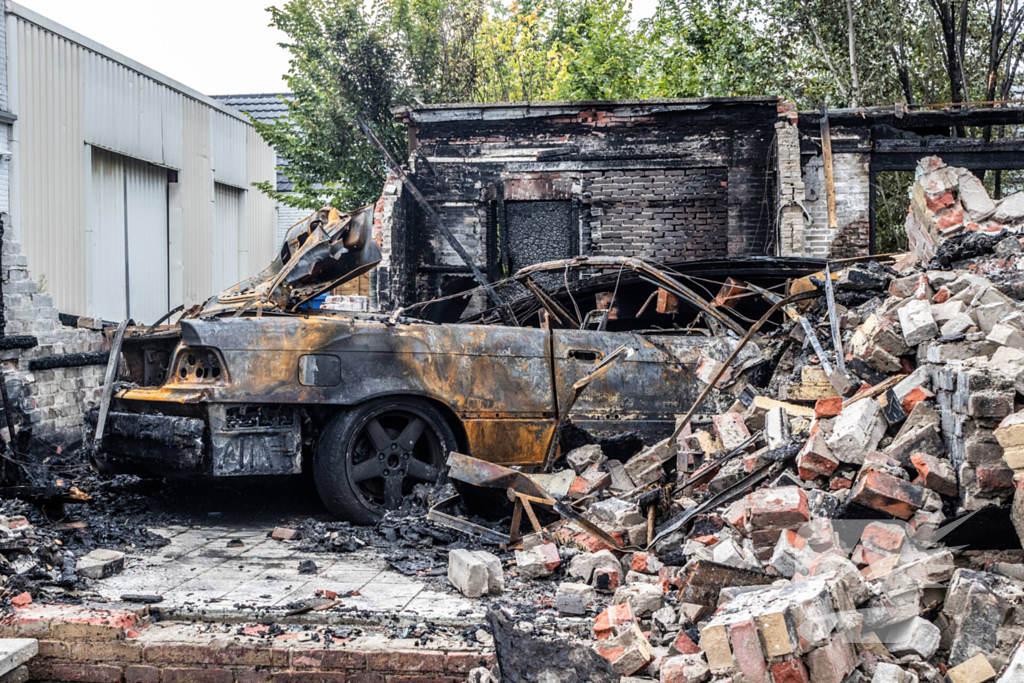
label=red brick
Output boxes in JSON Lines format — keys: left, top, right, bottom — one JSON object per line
{"left": 593, "top": 567, "right": 620, "bottom": 592}
{"left": 797, "top": 432, "right": 839, "bottom": 481}
{"left": 125, "top": 665, "right": 160, "bottom": 683}
{"left": 290, "top": 649, "right": 366, "bottom": 670}
{"left": 568, "top": 465, "right": 611, "bottom": 499}
{"left": 901, "top": 387, "right": 935, "bottom": 415}
{"left": 747, "top": 487, "right": 810, "bottom": 528}
{"left": 10, "top": 592, "right": 31, "bottom": 607}
{"left": 384, "top": 678, "right": 462, "bottom": 683}
{"left": 69, "top": 639, "right": 143, "bottom": 662}
{"left": 829, "top": 477, "right": 853, "bottom": 490}
{"left": 814, "top": 397, "right": 843, "bottom": 419}
{"left": 271, "top": 527, "right": 301, "bottom": 541}
{"left": 934, "top": 287, "right": 950, "bottom": 303}
{"left": 594, "top": 603, "right": 635, "bottom": 640}
{"left": 347, "top": 675, "right": 386, "bottom": 683}
{"left": 215, "top": 645, "right": 282, "bottom": 668}
{"left": 978, "top": 466, "right": 1015, "bottom": 491}
{"left": 161, "top": 669, "right": 233, "bottom": 683}
{"left": 728, "top": 617, "right": 767, "bottom": 682}
{"left": 444, "top": 653, "right": 493, "bottom": 674}
{"left": 669, "top": 631, "right": 700, "bottom": 655}
{"left": 272, "top": 673, "right": 346, "bottom": 683}
{"left": 144, "top": 644, "right": 216, "bottom": 666}
{"left": 849, "top": 471, "right": 925, "bottom": 519}
{"left": 936, "top": 207, "right": 965, "bottom": 231}
{"left": 35, "top": 663, "right": 123, "bottom": 683}
{"left": 51, "top": 621, "right": 128, "bottom": 641}
{"left": 860, "top": 522, "right": 905, "bottom": 553}
{"left": 235, "top": 670, "right": 272, "bottom": 683}
{"left": 367, "top": 651, "right": 445, "bottom": 673}
{"left": 771, "top": 659, "right": 810, "bottom": 683}
{"left": 37, "top": 640, "right": 69, "bottom": 658}
{"left": 925, "top": 190, "right": 955, "bottom": 212}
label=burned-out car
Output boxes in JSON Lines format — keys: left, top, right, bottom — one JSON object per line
{"left": 96, "top": 206, "right": 822, "bottom": 523}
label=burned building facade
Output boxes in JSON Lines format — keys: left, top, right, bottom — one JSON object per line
{"left": 374, "top": 97, "right": 782, "bottom": 310}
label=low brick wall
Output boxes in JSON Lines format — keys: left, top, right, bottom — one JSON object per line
{"left": 3, "top": 603, "right": 492, "bottom": 683}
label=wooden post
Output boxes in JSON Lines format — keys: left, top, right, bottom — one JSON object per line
{"left": 819, "top": 103, "right": 839, "bottom": 230}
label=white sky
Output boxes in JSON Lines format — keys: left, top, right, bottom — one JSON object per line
{"left": 16, "top": 0, "right": 660, "bottom": 96}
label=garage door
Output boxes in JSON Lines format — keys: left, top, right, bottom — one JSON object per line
{"left": 212, "top": 182, "right": 244, "bottom": 293}
{"left": 89, "top": 148, "right": 169, "bottom": 324}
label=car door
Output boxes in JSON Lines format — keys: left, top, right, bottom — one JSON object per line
{"left": 551, "top": 329, "right": 738, "bottom": 444}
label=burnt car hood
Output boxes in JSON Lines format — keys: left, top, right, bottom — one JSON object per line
{"left": 195, "top": 204, "right": 381, "bottom": 317}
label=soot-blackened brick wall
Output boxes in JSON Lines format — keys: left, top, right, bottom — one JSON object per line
{"left": 585, "top": 168, "right": 729, "bottom": 260}
{"left": 379, "top": 98, "right": 780, "bottom": 311}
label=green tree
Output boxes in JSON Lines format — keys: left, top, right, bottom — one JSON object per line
{"left": 254, "top": 0, "right": 408, "bottom": 211}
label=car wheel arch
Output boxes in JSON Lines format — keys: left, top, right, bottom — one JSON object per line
{"left": 316, "top": 393, "right": 469, "bottom": 460}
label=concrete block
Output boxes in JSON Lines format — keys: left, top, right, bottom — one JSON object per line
{"left": 76, "top": 549, "right": 125, "bottom": 579}
{"left": 989, "top": 321, "right": 1024, "bottom": 349}
{"left": 943, "top": 312, "right": 977, "bottom": 336}
{"left": 0, "top": 639, "right": 37, "bottom": 678}
{"left": 712, "top": 412, "right": 751, "bottom": 452}
{"left": 555, "top": 582, "right": 595, "bottom": 615}
{"left": 448, "top": 549, "right": 503, "bottom": 597}
{"left": 566, "top": 444, "right": 606, "bottom": 474}
{"left": 827, "top": 398, "right": 886, "bottom": 464}
{"left": 568, "top": 549, "right": 622, "bottom": 585}
{"left": 585, "top": 497, "right": 645, "bottom": 531}
{"left": 613, "top": 583, "right": 664, "bottom": 618}
{"left": 947, "top": 652, "right": 998, "bottom": 683}
{"left": 883, "top": 616, "right": 940, "bottom": 659}
{"left": 974, "top": 301, "right": 1013, "bottom": 335}
{"left": 765, "top": 406, "right": 790, "bottom": 450}
{"left": 515, "top": 542, "right": 560, "bottom": 580}
{"left": 659, "top": 654, "right": 710, "bottom": 683}
{"left": 871, "top": 662, "right": 916, "bottom": 683}
{"left": 898, "top": 298, "right": 938, "bottom": 345}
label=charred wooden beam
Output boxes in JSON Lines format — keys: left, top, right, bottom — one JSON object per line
{"left": 28, "top": 350, "right": 109, "bottom": 371}
{"left": 0, "top": 335, "right": 38, "bottom": 351}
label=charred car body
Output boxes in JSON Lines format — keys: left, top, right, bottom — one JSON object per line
{"left": 95, "top": 206, "right": 822, "bottom": 523}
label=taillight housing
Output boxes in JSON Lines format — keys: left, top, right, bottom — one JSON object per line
{"left": 169, "top": 346, "right": 228, "bottom": 384}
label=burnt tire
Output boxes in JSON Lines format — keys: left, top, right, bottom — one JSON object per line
{"left": 314, "top": 397, "right": 456, "bottom": 524}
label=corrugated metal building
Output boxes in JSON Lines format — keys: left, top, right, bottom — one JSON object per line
{"left": 3, "top": 2, "right": 278, "bottom": 323}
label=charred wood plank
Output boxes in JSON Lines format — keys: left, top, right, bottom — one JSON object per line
{"left": 28, "top": 351, "right": 109, "bottom": 371}
{"left": 677, "top": 560, "right": 774, "bottom": 606}
{"left": 0, "top": 336, "right": 38, "bottom": 351}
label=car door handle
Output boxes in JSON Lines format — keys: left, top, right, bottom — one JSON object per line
{"left": 567, "top": 349, "right": 603, "bottom": 361}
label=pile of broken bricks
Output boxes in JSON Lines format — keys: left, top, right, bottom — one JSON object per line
{"left": 443, "top": 160, "right": 1024, "bottom": 683}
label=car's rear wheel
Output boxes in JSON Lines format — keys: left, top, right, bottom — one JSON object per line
{"left": 314, "top": 397, "right": 456, "bottom": 524}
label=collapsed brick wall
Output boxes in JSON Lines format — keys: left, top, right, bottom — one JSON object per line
{"left": 827, "top": 219, "right": 871, "bottom": 259}
{"left": 775, "top": 102, "right": 805, "bottom": 256}
{"left": 1, "top": 229, "right": 105, "bottom": 441}
{"left": 378, "top": 99, "right": 781, "bottom": 310}
{"left": 801, "top": 148, "right": 871, "bottom": 258}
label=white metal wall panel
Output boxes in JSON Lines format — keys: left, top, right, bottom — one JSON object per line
{"left": 88, "top": 148, "right": 127, "bottom": 320}
{"left": 212, "top": 183, "right": 243, "bottom": 293}
{"left": 87, "top": 148, "right": 169, "bottom": 323}
{"left": 212, "top": 110, "right": 246, "bottom": 189}
{"left": 180, "top": 99, "right": 213, "bottom": 305}
{"left": 8, "top": 7, "right": 279, "bottom": 316}
{"left": 125, "top": 158, "right": 169, "bottom": 323}
{"left": 15, "top": 17, "right": 87, "bottom": 314}
{"left": 245, "top": 125, "right": 278, "bottom": 269}
{"left": 83, "top": 52, "right": 184, "bottom": 170}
